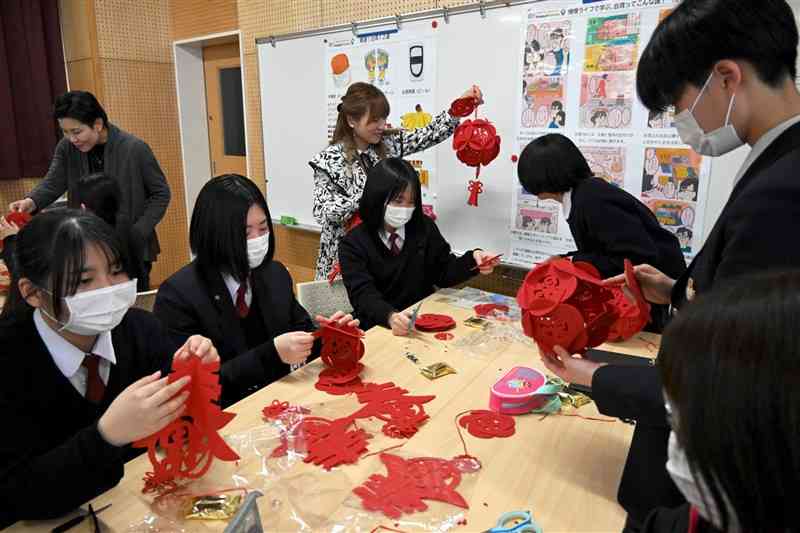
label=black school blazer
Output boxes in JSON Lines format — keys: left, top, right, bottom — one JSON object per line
{"left": 0, "top": 309, "right": 175, "bottom": 527}
{"left": 153, "top": 260, "right": 318, "bottom": 406}
{"left": 591, "top": 121, "right": 800, "bottom": 526}
{"left": 567, "top": 177, "right": 686, "bottom": 280}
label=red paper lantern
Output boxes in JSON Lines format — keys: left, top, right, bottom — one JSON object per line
{"left": 516, "top": 258, "right": 650, "bottom": 354}
{"left": 449, "top": 97, "right": 501, "bottom": 207}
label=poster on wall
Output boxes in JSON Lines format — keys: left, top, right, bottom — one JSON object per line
{"left": 510, "top": 0, "right": 710, "bottom": 267}
{"left": 325, "top": 31, "right": 438, "bottom": 212}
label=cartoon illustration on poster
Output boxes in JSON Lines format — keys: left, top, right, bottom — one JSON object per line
{"left": 521, "top": 20, "right": 572, "bottom": 129}
{"left": 330, "top": 53, "right": 351, "bottom": 88}
{"left": 364, "top": 48, "right": 390, "bottom": 85}
{"left": 580, "top": 146, "right": 626, "bottom": 187}
{"left": 401, "top": 104, "right": 433, "bottom": 130}
{"left": 641, "top": 147, "right": 702, "bottom": 201}
{"left": 583, "top": 14, "right": 640, "bottom": 72}
{"left": 647, "top": 107, "right": 676, "bottom": 129}
{"left": 579, "top": 71, "right": 635, "bottom": 129}
{"left": 515, "top": 204, "right": 560, "bottom": 234}
{"left": 645, "top": 199, "right": 696, "bottom": 253}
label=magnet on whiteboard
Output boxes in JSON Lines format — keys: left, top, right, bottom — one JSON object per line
{"left": 511, "top": 154, "right": 518, "bottom": 162}
{"left": 432, "top": 20, "right": 438, "bottom": 29}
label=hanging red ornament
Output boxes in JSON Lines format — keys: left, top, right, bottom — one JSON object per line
{"left": 467, "top": 180, "right": 484, "bottom": 207}
{"left": 450, "top": 96, "right": 501, "bottom": 207}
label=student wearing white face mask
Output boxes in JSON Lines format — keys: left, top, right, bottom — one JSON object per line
{"left": 154, "top": 175, "right": 358, "bottom": 406}
{"left": 0, "top": 209, "right": 220, "bottom": 526}
{"left": 537, "top": 1, "right": 800, "bottom": 530}
{"left": 339, "top": 158, "right": 497, "bottom": 335}
{"left": 642, "top": 272, "right": 798, "bottom": 533}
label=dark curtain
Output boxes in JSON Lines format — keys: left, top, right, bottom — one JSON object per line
{"left": 0, "top": 0, "right": 67, "bottom": 180}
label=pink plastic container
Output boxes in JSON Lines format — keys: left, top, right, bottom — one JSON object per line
{"left": 489, "top": 366, "right": 548, "bottom": 415}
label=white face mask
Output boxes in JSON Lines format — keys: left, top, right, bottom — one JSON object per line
{"left": 42, "top": 279, "right": 137, "bottom": 336}
{"left": 666, "top": 427, "right": 740, "bottom": 531}
{"left": 674, "top": 72, "right": 744, "bottom": 157}
{"left": 384, "top": 205, "right": 415, "bottom": 229}
{"left": 247, "top": 232, "right": 270, "bottom": 269}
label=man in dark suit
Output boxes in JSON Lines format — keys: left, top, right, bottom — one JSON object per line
{"left": 538, "top": 1, "right": 800, "bottom": 531}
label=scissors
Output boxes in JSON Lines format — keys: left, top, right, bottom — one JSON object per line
{"left": 473, "top": 253, "right": 504, "bottom": 271}
{"left": 407, "top": 301, "right": 424, "bottom": 334}
{"left": 483, "top": 510, "right": 542, "bottom": 533}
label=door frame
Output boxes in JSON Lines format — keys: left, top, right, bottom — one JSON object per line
{"left": 173, "top": 30, "right": 250, "bottom": 235}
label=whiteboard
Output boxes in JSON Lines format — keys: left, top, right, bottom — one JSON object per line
{"left": 257, "top": 2, "right": 750, "bottom": 266}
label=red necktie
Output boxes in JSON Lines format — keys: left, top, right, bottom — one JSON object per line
{"left": 388, "top": 232, "right": 401, "bottom": 256}
{"left": 236, "top": 279, "right": 250, "bottom": 318}
{"left": 82, "top": 354, "right": 106, "bottom": 404}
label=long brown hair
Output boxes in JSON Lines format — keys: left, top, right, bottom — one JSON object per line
{"left": 331, "top": 82, "right": 390, "bottom": 163}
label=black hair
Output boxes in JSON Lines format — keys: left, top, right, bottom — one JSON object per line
{"left": 0, "top": 209, "right": 123, "bottom": 323}
{"left": 637, "top": 0, "right": 798, "bottom": 113}
{"left": 54, "top": 91, "right": 109, "bottom": 129}
{"left": 359, "top": 158, "right": 424, "bottom": 241}
{"left": 555, "top": 111, "right": 566, "bottom": 126}
{"left": 74, "top": 172, "right": 121, "bottom": 227}
{"left": 675, "top": 227, "right": 692, "bottom": 238}
{"left": 659, "top": 271, "right": 800, "bottom": 531}
{"left": 551, "top": 101, "right": 564, "bottom": 112}
{"left": 518, "top": 134, "right": 592, "bottom": 195}
{"left": 590, "top": 110, "right": 607, "bottom": 125}
{"left": 190, "top": 174, "right": 275, "bottom": 284}
{"left": 679, "top": 177, "right": 699, "bottom": 201}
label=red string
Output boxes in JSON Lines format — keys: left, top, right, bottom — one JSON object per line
{"left": 454, "top": 410, "right": 473, "bottom": 457}
{"left": 560, "top": 413, "right": 617, "bottom": 423}
{"left": 636, "top": 335, "right": 659, "bottom": 353}
{"left": 370, "top": 526, "right": 409, "bottom": 533}
{"left": 362, "top": 443, "right": 406, "bottom": 459}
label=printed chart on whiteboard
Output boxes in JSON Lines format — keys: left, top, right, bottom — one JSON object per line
{"left": 325, "top": 30, "right": 439, "bottom": 211}
{"left": 510, "top": 0, "right": 710, "bottom": 267}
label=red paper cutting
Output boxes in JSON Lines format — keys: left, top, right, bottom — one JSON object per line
{"left": 449, "top": 96, "right": 478, "bottom": 118}
{"left": 0, "top": 211, "right": 31, "bottom": 252}
{"left": 316, "top": 318, "right": 365, "bottom": 369}
{"left": 319, "top": 362, "right": 365, "bottom": 384}
{"left": 434, "top": 332, "right": 454, "bottom": 341}
{"left": 353, "top": 453, "right": 469, "bottom": 519}
{"left": 458, "top": 410, "right": 515, "bottom": 439}
{"left": 300, "top": 417, "right": 371, "bottom": 470}
{"left": 473, "top": 303, "right": 510, "bottom": 317}
{"left": 517, "top": 258, "right": 651, "bottom": 352}
{"left": 414, "top": 313, "right": 456, "bottom": 332}
{"left": 133, "top": 356, "right": 240, "bottom": 493}
{"left": 451, "top": 97, "right": 501, "bottom": 207}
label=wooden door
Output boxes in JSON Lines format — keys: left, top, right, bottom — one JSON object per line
{"left": 203, "top": 42, "right": 246, "bottom": 176}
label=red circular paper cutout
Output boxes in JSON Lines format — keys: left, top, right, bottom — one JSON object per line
{"left": 434, "top": 332, "right": 454, "bottom": 341}
{"left": 414, "top": 313, "right": 456, "bottom": 332}
{"left": 458, "top": 410, "right": 515, "bottom": 439}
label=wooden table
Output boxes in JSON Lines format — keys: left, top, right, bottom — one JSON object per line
{"left": 9, "top": 294, "right": 659, "bottom": 532}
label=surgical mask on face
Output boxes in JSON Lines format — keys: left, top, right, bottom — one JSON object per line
{"left": 674, "top": 72, "right": 744, "bottom": 156}
{"left": 665, "top": 407, "right": 740, "bottom": 532}
{"left": 247, "top": 232, "right": 270, "bottom": 269}
{"left": 384, "top": 205, "right": 414, "bottom": 229}
{"left": 41, "top": 279, "right": 137, "bottom": 336}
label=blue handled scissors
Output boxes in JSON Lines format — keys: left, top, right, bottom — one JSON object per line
{"left": 483, "top": 510, "right": 542, "bottom": 533}
{"left": 407, "top": 301, "right": 424, "bottom": 334}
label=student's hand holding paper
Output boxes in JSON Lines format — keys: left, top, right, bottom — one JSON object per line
{"left": 603, "top": 263, "right": 674, "bottom": 305}
{"left": 388, "top": 310, "right": 413, "bottom": 337}
{"left": 539, "top": 345, "right": 606, "bottom": 388}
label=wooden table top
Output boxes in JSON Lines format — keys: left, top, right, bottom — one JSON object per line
{"left": 9, "top": 292, "right": 660, "bottom": 532}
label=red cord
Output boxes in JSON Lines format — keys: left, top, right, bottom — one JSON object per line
{"left": 362, "top": 443, "right": 406, "bottom": 459}
{"left": 454, "top": 410, "right": 473, "bottom": 457}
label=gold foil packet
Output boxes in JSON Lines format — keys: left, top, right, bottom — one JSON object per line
{"left": 464, "top": 317, "right": 489, "bottom": 329}
{"left": 184, "top": 494, "right": 243, "bottom": 520}
{"left": 420, "top": 362, "right": 456, "bottom": 380}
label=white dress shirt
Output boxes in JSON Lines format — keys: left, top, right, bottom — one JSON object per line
{"left": 33, "top": 309, "right": 116, "bottom": 397}
{"left": 223, "top": 273, "right": 252, "bottom": 307}
{"left": 379, "top": 226, "right": 406, "bottom": 252}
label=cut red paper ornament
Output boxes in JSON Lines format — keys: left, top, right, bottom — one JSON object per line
{"left": 457, "top": 410, "right": 515, "bottom": 439}
{"left": 262, "top": 400, "right": 289, "bottom": 419}
{"left": 467, "top": 179, "right": 483, "bottom": 207}
{"left": 434, "top": 332, "right": 454, "bottom": 341}
{"left": 315, "top": 376, "right": 366, "bottom": 395}
{"left": 473, "top": 303, "right": 510, "bottom": 317}
{"left": 450, "top": 97, "right": 501, "bottom": 207}
{"left": 300, "top": 417, "right": 371, "bottom": 470}
{"left": 449, "top": 96, "right": 478, "bottom": 118}
{"left": 0, "top": 211, "right": 31, "bottom": 252}
{"left": 319, "top": 362, "right": 365, "bottom": 384}
{"left": 414, "top": 313, "right": 456, "bottom": 332}
{"left": 517, "top": 258, "right": 650, "bottom": 352}
{"left": 353, "top": 453, "right": 469, "bottom": 519}
{"left": 316, "top": 318, "right": 366, "bottom": 370}
{"left": 133, "top": 356, "right": 240, "bottom": 493}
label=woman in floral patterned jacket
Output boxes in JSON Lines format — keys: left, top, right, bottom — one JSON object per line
{"left": 309, "top": 82, "right": 482, "bottom": 280}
